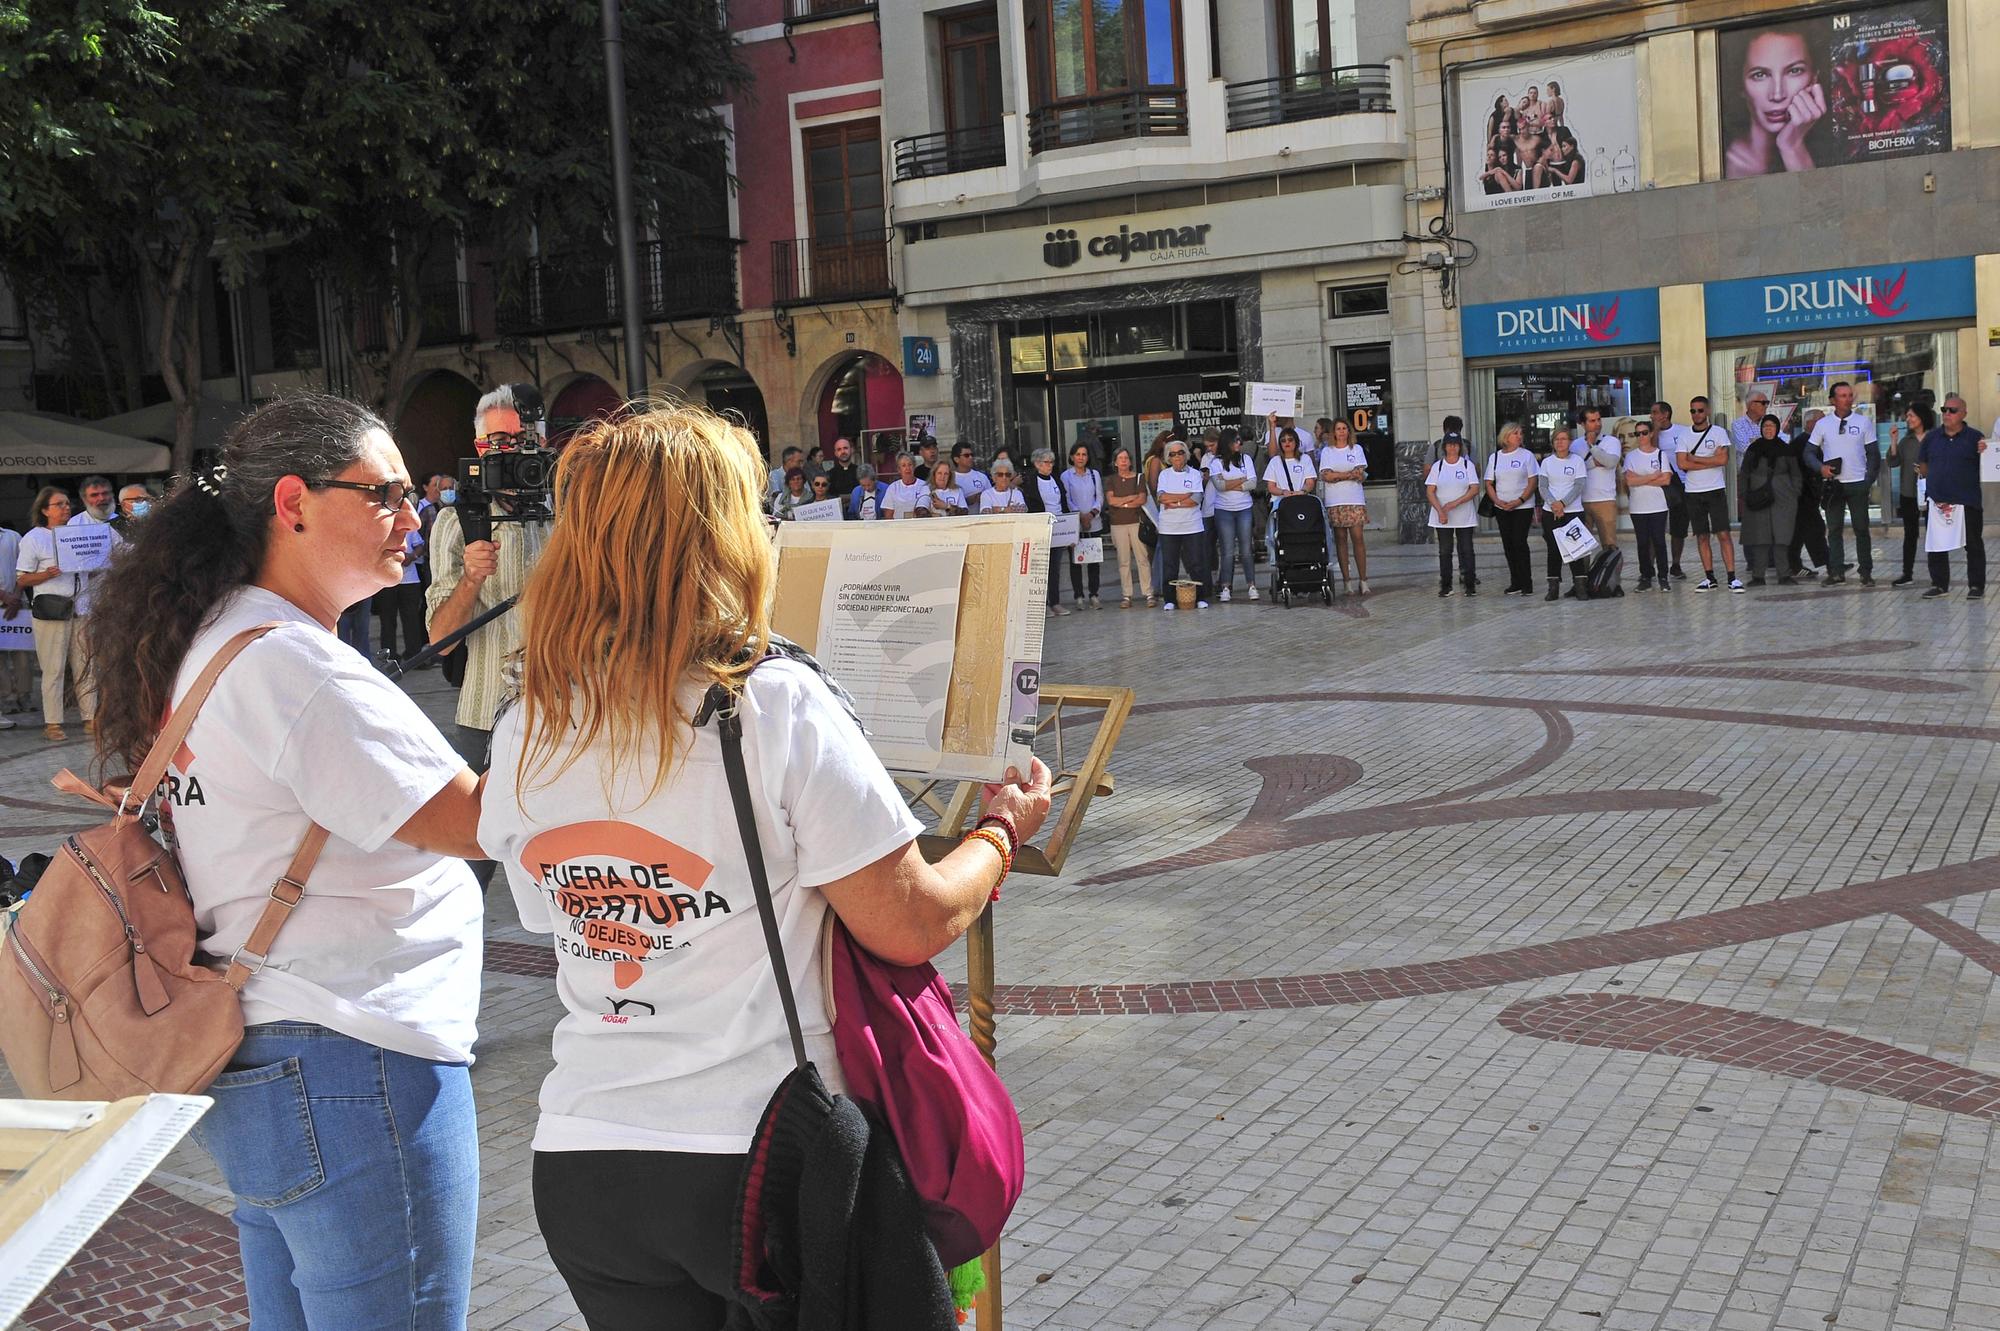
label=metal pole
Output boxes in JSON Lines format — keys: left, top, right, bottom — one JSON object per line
{"left": 601, "top": 0, "right": 648, "bottom": 397}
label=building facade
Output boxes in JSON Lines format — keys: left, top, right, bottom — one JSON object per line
{"left": 1405, "top": 0, "right": 2000, "bottom": 479}
{"left": 885, "top": 0, "right": 1428, "bottom": 524}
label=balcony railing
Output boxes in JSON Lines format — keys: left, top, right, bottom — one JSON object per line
{"left": 417, "top": 281, "right": 471, "bottom": 346}
{"left": 893, "top": 124, "right": 1007, "bottom": 182}
{"left": 494, "top": 236, "right": 739, "bottom": 336}
{"left": 770, "top": 231, "right": 894, "bottom": 307}
{"left": 1027, "top": 89, "right": 1188, "bottom": 154}
{"left": 784, "top": 0, "right": 875, "bottom": 21}
{"left": 1225, "top": 65, "right": 1393, "bottom": 132}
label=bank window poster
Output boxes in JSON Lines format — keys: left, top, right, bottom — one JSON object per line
{"left": 1719, "top": 2, "right": 1948, "bottom": 180}
{"left": 1457, "top": 47, "right": 1640, "bottom": 212}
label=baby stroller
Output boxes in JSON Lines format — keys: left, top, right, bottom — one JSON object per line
{"left": 1268, "top": 495, "right": 1333, "bottom": 606}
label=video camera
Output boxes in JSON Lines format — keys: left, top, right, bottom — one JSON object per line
{"left": 456, "top": 382, "right": 554, "bottom": 544}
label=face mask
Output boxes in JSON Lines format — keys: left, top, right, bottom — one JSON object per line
{"left": 127, "top": 500, "right": 150, "bottom": 518}
{"left": 441, "top": 488, "right": 458, "bottom": 505}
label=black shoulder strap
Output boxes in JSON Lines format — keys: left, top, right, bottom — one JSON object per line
{"left": 701, "top": 679, "right": 810, "bottom": 1071}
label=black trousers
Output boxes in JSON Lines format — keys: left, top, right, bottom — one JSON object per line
{"left": 1541, "top": 508, "right": 1587, "bottom": 582}
{"left": 1899, "top": 494, "right": 1921, "bottom": 576}
{"left": 535, "top": 1150, "right": 748, "bottom": 1331}
{"left": 1068, "top": 528, "right": 1102, "bottom": 597}
{"left": 1494, "top": 508, "right": 1534, "bottom": 590}
{"left": 1632, "top": 511, "right": 1670, "bottom": 582}
{"left": 1436, "top": 527, "right": 1475, "bottom": 589}
{"left": 1668, "top": 500, "right": 1688, "bottom": 552}
{"left": 1928, "top": 503, "right": 1986, "bottom": 592}
{"left": 1788, "top": 492, "right": 1830, "bottom": 573}
{"left": 374, "top": 582, "right": 426, "bottom": 659}
{"left": 1045, "top": 546, "right": 1063, "bottom": 606}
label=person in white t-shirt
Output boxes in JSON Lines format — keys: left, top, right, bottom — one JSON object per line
{"left": 85, "top": 395, "right": 488, "bottom": 1329}
{"left": 1676, "top": 395, "right": 1742, "bottom": 592}
{"left": 1808, "top": 380, "right": 1875, "bottom": 584}
{"left": 1576, "top": 408, "right": 1623, "bottom": 555}
{"left": 928, "top": 460, "right": 969, "bottom": 518}
{"left": 1622, "top": 421, "right": 1675, "bottom": 590}
{"left": 1425, "top": 436, "right": 1481, "bottom": 596}
{"left": 1649, "top": 401, "right": 1693, "bottom": 580}
{"left": 1538, "top": 432, "right": 1592, "bottom": 600}
{"left": 1483, "top": 423, "right": 1540, "bottom": 595}
{"left": 1205, "top": 431, "right": 1258, "bottom": 601}
{"left": 980, "top": 459, "right": 1027, "bottom": 512}
{"left": 14, "top": 487, "right": 96, "bottom": 739}
{"left": 882, "top": 451, "right": 931, "bottom": 519}
{"left": 1155, "top": 439, "right": 1210, "bottom": 608}
{"left": 950, "top": 442, "right": 991, "bottom": 501}
{"left": 477, "top": 404, "right": 1052, "bottom": 1326}
{"left": 1318, "top": 418, "right": 1371, "bottom": 594}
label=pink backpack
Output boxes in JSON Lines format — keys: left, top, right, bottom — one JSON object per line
{"left": 705, "top": 674, "right": 1025, "bottom": 1269}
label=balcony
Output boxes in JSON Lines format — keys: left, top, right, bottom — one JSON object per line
{"left": 893, "top": 124, "right": 1007, "bottom": 182}
{"left": 1225, "top": 65, "right": 1393, "bottom": 132}
{"left": 770, "top": 232, "right": 894, "bottom": 307}
{"left": 1027, "top": 89, "right": 1188, "bottom": 154}
{"left": 784, "top": 0, "right": 875, "bottom": 21}
{"left": 495, "top": 236, "right": 739, "bottom": 336}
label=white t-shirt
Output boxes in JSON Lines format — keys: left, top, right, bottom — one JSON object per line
{"left": 1031, "top": 473, "right": 1064, "bottom": 514}
{"left": 930, "top": 486, "right": 968, "bottom": 516}
{"left": 954, "top": 468, "right": 992, "bottom": 499}
{"left": 14, "top": 524, "right": 120, "bottom": 614}
{"left": 1425, "top": 458, "right": 1480, "bottom": 528}
{"left": 1539, "top": 452, "right": 1588, "bottom": 509}
{"left": 1206, "top": 456, "right": 1256, "bottom": 511}
{"left": 0, "top": 528, "right": 18, "bottom": 596}
{"left": 1678, "top": 424, "right": 1729, "bottom": 494}
{"left": 1654, "top": 424, "right": 1692, "bottom": 482}
{"left": 166, "top": 587, "right": 482, "bottom": 1063}
{"left": 1580, "top": 433, "right": 1624, "bottom": 502}
{"left": 1624, "top": 447, "right": 1672, "bottom": 514}
{"left": 1810, "top": 412, "right": 1870, "bottom": 483}
{"left": 1262, "top": 455, "right": 1315, "bottom": 495}
{"left": 480, "top": 659, "right": 923, "bottom": 1154}
{"left": 883, "top": 478, "right": 930, "bottom": 518}
{"left": 1484, "top": 448, "right": 1538, "bottom": 505}
{"left": 1154, "top": 465, "right": 1206, "bottom": 536}
{"left": 980, "top": 485, "right": 1026, "bottom": 513}
{"left": 1317, "top": 446, "right": 1369, "bottom": 507}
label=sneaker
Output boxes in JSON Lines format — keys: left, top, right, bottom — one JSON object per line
{"left": 1219, "top": 587, "right": 1231, "bottom": 603}
{"left": 1197, "top": 600, "right": 1210, "bottom": 609}
{"left": 1696, "top": 577, "right": 1718, "bottom": 591}
{"left": 1971, "top": 589, "right": 1986, "bottom": 601}
{"left": 1439, "top": 588, "right": 1453, "bottom": 598}
{"left": 1089, "top": 594, "right": 1101, "bottom": 609}
{"left": 1247, "top": 586, "right": 1260, "bottom": 601}
{"left": 1163, "top": 602, "right": 1175, "bottom": 611}
{"left": 1671, "top": 566, "right": 1687, "bottom": 580}
{"left": 1053, "top": 604, "right": 1070, "bottom": 615}
{"left": 1636, "top": 578, "right": 1653, "bottom": 591}
{"left": 1746, "top": 577, "right": 1766, "bottom": 587}
{"left": 1503, "top": 586, "right": 1522, "bottom": 596}
{"left": 1660, "top": 580, "right": 1673, "bottom": 593}
{"left": 1544, "top": 586, "right": 1561, "bottom": 602}
{"left": 1922, "top": 587, "right": 1948, "bottom": 598}
{"left": 1859, "top": 574, "right": 1875, "bottom": 587}
{"left": 1893, "top": 574, "right": 1915, "bottom": 586}
{"left": 1728, "top": 578, "right": 1744, "bottom": 593}
{"left": 1465, "top": 586, "right": 1478, "bottom": 597}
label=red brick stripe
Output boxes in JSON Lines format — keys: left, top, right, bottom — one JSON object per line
{"left": 22, "top": 1183, "right": 246, "bottom": 1331}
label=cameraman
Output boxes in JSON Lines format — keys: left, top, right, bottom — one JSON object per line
{"left": 426, "top": 385, "right": 553, "bottom": 778}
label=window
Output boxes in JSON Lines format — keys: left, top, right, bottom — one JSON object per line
{"left": 1027, "top": 0, "right": 1183, "bottom": 105}
{"left": 1276, "top": 0, "right": 1359, "bottom": 77}
{"left": 942, "top": 9, "right": 1004, "bottom": 132}
{"left": 804, "top": 121, "right": 884, "bottom": 242}
{"left": 1329, "top": 283, "right": 1389, "bottom": 318}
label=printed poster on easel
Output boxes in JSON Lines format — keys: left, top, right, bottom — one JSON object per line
{"left": 772, "top": 515, "right": 1049, "bottom": 780}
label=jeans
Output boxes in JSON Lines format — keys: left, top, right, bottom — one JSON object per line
{"left": 1927, "top": 502, "right": 1986, "bottom": 591}
{"left": 535, "top": 1150, "right": 745, "bottom": 1331}
{"left": 1158, "top": 531, "right": 1209, "bottom": 601}
{"left": 1632, "top": 511, "right": 1670, "bottom": 582}
{"left": 336, "top": 601, "right": 371, "bottom": 659}
{"left": 1494, "top": 507, "right": 1534, "bottom": 590}
{"left": 1899, "top": 493, "right": 1921, "bottom": 576}
{"left": 1824, "top": 480, "right": 1872, "bottom": 576}
{"left": 192, "top": 1023, "right": 478, "bottom": 1331}
{"left": 1436, "top": 527, "right": 1475, "bottom": 589}
{"left": 1215, "top": 507, "right": 1253, "bottom": 591}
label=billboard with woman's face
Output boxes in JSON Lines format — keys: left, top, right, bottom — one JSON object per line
{"left": 1719, "top": 2, "right": 1949, "bottom": 179}
{"left": 1455, "top": 47, "right": 1640, "bottom": 212}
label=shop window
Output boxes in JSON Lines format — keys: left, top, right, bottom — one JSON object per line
{"left": 1050, "top": 314, "right": 1090, "bottom": 370}
{"left": 1328, "top": 283, "right": 1388, "bottom": 319}
{"left": 1094, "top": 306, "right": 1179, "bottom": 361}
{"left": 1184, "top": 298, "right": 1234, "bottom": 353}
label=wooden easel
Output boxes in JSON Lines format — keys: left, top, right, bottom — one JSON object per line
{"left": 904, "top": 684, "right": 1134, "bottom": 1330}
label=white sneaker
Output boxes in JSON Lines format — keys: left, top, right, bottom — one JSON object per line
{"left": 1728, "top": 577, "right": 1744, "bottom": 593}
{"left": 1052, "top": 604, "right": 1070, "bottom": 616}
{"left": 1088, "top": 595, "right": 1100, "bottom": 609}
{"left": 1219, "top": 587, "right": 1232, "bottom": 602}
{"left": 0, "top": 715, "right": 15, "bottom": 730}
{"left": 1197, "top": 600, "right": 1210, "bottom": 609}
{"left": 1163, "top": 602, "right": 1175, "bottom": 611}
{"left": 1248, "top": 586, "right": 1260, "bottom": 601}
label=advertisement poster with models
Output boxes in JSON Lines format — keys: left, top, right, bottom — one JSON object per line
{"left": 1719, "top": 1, "right": 1949, "bottom": 179}
{"left": 1458, "top": 47, "right": 1639, "bottom": 212}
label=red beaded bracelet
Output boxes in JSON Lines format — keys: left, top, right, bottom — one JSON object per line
{"left": 964, "top": 826, "right": 1013, "bottom": 901}
{"left": 976, "top": 812, "right": 1019, "bottom": 853}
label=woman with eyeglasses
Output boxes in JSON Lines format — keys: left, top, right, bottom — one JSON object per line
{"left": 1103, "top": 447, "right": 1149, "bottom": 607}
{"left": 1622, "top": 421, "right": 1675, "bottom": 590}
{"left": 13, "top": 486, "right": 100, "bottom": 740}
{"left": 86, "top": 396, "right": 488, "bottom": 1329}
{"left": 980, "top": 459, "right": 1027, "bottom": 512}
{"left": 1023, "top": 448, "right": 1072, "bottom": 616}
{"left": 1154, "top": 439, "right": 1209, "bottom": 610}
{"left": 807, "top": 472, "right": 834, "bottom": 507}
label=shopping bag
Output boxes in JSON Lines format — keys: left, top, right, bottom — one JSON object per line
{"left": 1072, "top": 537, "right": 1103, "bottom": 565}
{"left": 1553, "top": 516, "right": 1601, "bottom": 563}
{"left": 1927, "top": 501, "right": 1965, "bottom": 553}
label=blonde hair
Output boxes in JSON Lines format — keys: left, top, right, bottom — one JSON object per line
{"left": 514, "top": 401, "right": 773, "bottom": 799}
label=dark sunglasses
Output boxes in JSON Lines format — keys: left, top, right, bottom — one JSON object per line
{"left": 313, "top": 478, "right": 417, "bottom": 513}
{"left": 1635, "top": 426, "right": 1653, "bottom": 435}
{"left": 1944, "top": 405, "right": 1965, "bottom": 414}
{"left": 811, "top": 478, "right": 830, "bottom": 489}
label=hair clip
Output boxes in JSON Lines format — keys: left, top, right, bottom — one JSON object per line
{"left": 193, "top": 463, "right": 230, "bottom": 497}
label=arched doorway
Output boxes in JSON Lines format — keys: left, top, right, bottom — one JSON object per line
{"left": 814, "top": 352, "right": 903, "bottom": 462}
{"left": 395, "top": 370, "right": 480, "bottom": 486}
{"left": 548, "top": 374, "right": 624, "bottom": 445}
{"left": 693, "top": 364, "right": 769, "bottom": 451}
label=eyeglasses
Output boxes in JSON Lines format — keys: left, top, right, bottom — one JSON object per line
{"left": 313, "top": 478, "right": 416, "bottom": 513}
{"left": 1635, "top": 427, "right": 1653, "bottom": 435}
{"left": 811, "top": 479, "right": 830, "bottom": 489}
{"left": 1944, "top": 406, "right": 1965, "bottom": 415}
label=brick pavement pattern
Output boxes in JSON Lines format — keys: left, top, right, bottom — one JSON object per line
{"left": 8, "top": 533, "right": 2000, "bottom": 1330}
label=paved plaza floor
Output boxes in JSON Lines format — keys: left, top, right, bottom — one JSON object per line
{"left": 11, "top": 530, "right": 2000, "bottom": 1331}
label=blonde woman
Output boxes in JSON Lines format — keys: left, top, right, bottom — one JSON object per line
{"left": 1317, "top": 419, "right": 1370, "bottom": 594}
{"left": 480, "top": 405, "right": 1052, "bottom": 1329}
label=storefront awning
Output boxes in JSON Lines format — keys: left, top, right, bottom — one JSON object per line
{"left": 0, "top": 412, "right": 173, "bottom": 476}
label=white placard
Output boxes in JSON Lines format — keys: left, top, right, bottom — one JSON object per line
{"left": 1927, "top": 501, "right": 1966, "bottom": 553}
{"left": 53, "top": 524, "right": 113, "bottom": 573}
{"left": 1553, "top": 516, "right": 1601, "bottom": 563}
{"left": 1048, "top": 513, "right": 1079, "bottom": 548}
{"left": 1246, "top": 382, "right": 1305, "bottom": 418}
{"left": 1072, "top": 536, "right": 1104, "bottom": 565}
{"left": 1980, "top": 444, "right": 2000, "bottom": 484}
{"left": 0, "top": 609, "right": 33, "bottom": 652}
{"left": 790, "top": 498, "right": 845, "bottom": 523}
